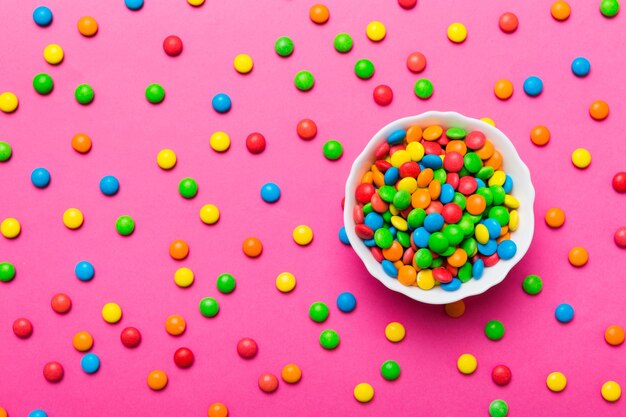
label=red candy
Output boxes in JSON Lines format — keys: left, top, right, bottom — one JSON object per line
{"left": 615, "top": 227, "right": 626, "bottom": 248}
{"left": 355, "top": 183, "right": 375, "bottom": 204}
{"left": 482, "top": 252, "right": 500, "bottom": 267}
{"left": 375, "top": 143, "right": 390, "bottom": 159}
{"left": 120, "top": 327, "right": 142, "bottom": 348}
{"left": 375, "top": 160, "right": 392, "bottom": 173}
{"left": 371, "top": 193, "right": 389, "bottom": 213}
{"left": 258, "top": 373, "right": 279, "bottom": 393}
{"left": 437, "top": 136, "right": 450, "bottom": 147}
{"left": 613, "top": 172, "right": 626, "bottom": 193}
{"left": 465, "top": 131, "right": 486, "bottom": 150}
{"left": 422, "top": 141, "right": 442, "bottom": 155}
{"left": 458, "top": 176, "right": 477, "bottom": 195}
{"left": 443, "top": 151, "right": 464, "bottom": 172}
{"left": 51, "top": 293, "right": 72, "bottom": 314}
{"left": 433, "top": 267, "right": 452, "bottom": 283}
{"left": 441, "top": 203, "right": 463, "bottom": 224}
{"left": 425, "top": 200, "right": 443, "bottom": 214}
{"left": 492, "top": 364, "right": 512, "bottom": 386}
{"left": 399, "top": 161, "right": 420, "bottom": 178}
{"left": 402, "top": 247, "right": 415, "bottom": 265}
{"left": 373, "top": 85, "right": 393, "bottom": 106}
{"left": 398, "top": 0, "right": 417, "bottom": 9}
{"left": 163, "top": 35, "right": 183, "bottom": 57}
{"left": 246, "top": 132, "right": 266, "bottom": 154}
{"left": 297, "top": 119, "right": 317, "bottom": 140}
{"left": 406, "top": 52, "right": 427, "bottom": 73}
{"left": 355, "top": 224, "right": 374, "bottom": 239}
{"left": 499, "top": 12, "right": 519, "bottom": 33}
{"left": 446, "top": 173, "right": 459, "bottom": 189}
{"left": 173, "top": 347, "right": 195, "bottom": 368}
{"left": 237, "top": 337, "right": 258, "bottom": 359}
{"left": 389, "top": 144, "right": 405, "bottom": 155}
{"left": 43, "top": 361, "right": 64, "bottom": 383}
{"left": 353, "top": 205, "right": 364, "bottom": 224}
{"left": 371, "top": 247, "right": 384, "bottom": 262}
{"left": 13, "top": 318, "right": 33, "bottom": 339}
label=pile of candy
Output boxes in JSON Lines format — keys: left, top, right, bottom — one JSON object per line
{"left": 352, "top": 124, "right": 519, "bottom": 291}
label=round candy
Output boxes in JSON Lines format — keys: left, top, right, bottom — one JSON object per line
{"left": 551, "top": 1, "right": 571, "bottom": 20}
{"left": 1, "top": 218, "right": 21, "bottom": 239}
{"left": 102, "top": 302, "right": 122, "bottom": 323}
{"left": 385, "top": 322, "right": 406, "bottom": 342}
{"left": 73, "top": 331, "right": 94, "bottom": 351}
{"left": 297, "top": 119, "right": 317, "bottom": 140}
{"left": 75, "top": 84, "right": 94, "bottom": 105}
{"left": 522, "top": 274, "right": 543, "bottom": 295}
{"left": 323, "top": 140, "right": 343, "bottom": 160}
{"left": 373, "top": 85, "right": 393, "bottom": 106}
{"left": 398, "top": 0, "right": 417, "bottom": 8}
{"left": 33, "top": 73, "right": 54, "bottom": 95}
{"left": 199, "top": 297, "right": 219, "bottom": 317}
{"left": 145, "top": 84, "right": 165, "bottom": 104}
{"left": 571, "top": 148, "right": 591, "bottom": 168}
{"left": 75, "top": 260, "right": 95, "bottom": 281}
{"left": 485, "top": 320, "right": 505, "bottom": 340}
{"left": 237, "top": 337, "right": 258, "bottom": 359}
{"left": 31, "top": 167, "right": 51, "bottom": 188}
{"left": 354, "top": 59, "right": 375, "bottom": 79}
{"left": 246, "top": 132, "right": 266, "bottom": 154}
{"left": 447, "top": 23, "right": 468, "bottom": 43}
{"left": 216, "top": 273, "right": 236, "bottom": 293}
{"left": 589, "top": 100, "right": 610, "bottom": 120}
{"left": 414, "top": 78, "right": 434, "bottom": 99}
{"left": 207, "top": 403, "right": 228, "bottom": 417}
{"left": 0, "top": 141, "right": 12, "bottom": 161}
{"left": 165, "top": 315, "right": 186, "bottom": 336}
{"left": 258, "top": 373, "right": 279, "bottom": 393}
{"left": 276, "top": 272, "right": 296, "bottom": 293}
{"left": 601, "top": 381, "right": 622, "bottom": 402}
{"left": 545, "top": 208, "right": 565, "bottom": 228}
{"left": 28, "top": 411, "right": 47, "bottom": 417}
{"left": 13, "top": 318, "right": 33, "bottom": 338}
{"left": 281, "top": 364, "right": 302, "bottom": 384}
{"left": 120, "top": 327, "right": 141, "bottom": 348}
{"left": 494, "top": 79, "right": 513, "bottom": 100}
{"left": 212, "top": 93, "right": 231, "bottom": 113}
{"left": 179, "top": 177, "right": 199, "bottom": 198}
{"left": 613, "top": 172, "right": 626, "bottom": 192}
{"left": 366, "top": 21, "right": 386, "bottom": 42}
{"left": 81, "top": 353, "right": 100, "bottom": 374}
{"left": 116, "top": 215, "right": 135, "bottom": 236}
{"left": 125, "top": 0, "right": 144, "bottom": 11}
{"left": 233, "top": 54, "right": 253, "bottom": 74}
{"left": 334, "top": 33, "right": 353, "bottom": 53}
{"left": 492, "top": 365, "right": 512, "bottom": 386}
{"left": 354, "top": 383, "right": 374, "bottom": 403}
{"left": 156, "top": 149, "right": 177, "bottom": 170}
{"left": 242, "top": 237, "right": 263, "bottom": 257}
{"left": 293, "top": 225, "right": 313, "bottom": 245}
{"left": 169, "top": 239, "right": 189, "bottom": 260}
{"left": 605, "top": 325, "right": 625, "bottom": 346}
{"left": 381, "top": 360, "right": 401, "bottom": 381}
{"left": 200, "top": 204, "right": 220, "bottom": 225}
{"left": 489, "top": 399, "right": 509, "bottom": 417}
{"left": 445, "top": 300, "right": 465, "bottom": 318}
{"left": 457, "top": 353, "right": 477, "bottom": 374}
{"left": 309, "top": 4, "right": 329, "bottom": 24}
{"left": 407, "top": 52, "right": 427, "bottom": 73}
{"left": 0, "top": 408, "right": 6, "bottom": 417}
{"left": 615, "top": 227, "right": 626, "bottom": 248}
{"left": 530, "top": 125, "right": 550, "bottom": 146}
{"left": 336, "top": 292, "right": 356, "bottom": 312}
{"left": 571, "top": 57, "right": 590, "bottom": 77}
{"left": 210, "top": 131, "right": 231, "bottom": 152}
{"left": 309, "top": 302, "right": 329, "bottom": 323}
{"left": 51, "top": 293, "right": 71, "bottom": 314}
{"left": 546, "top": 371, "right": 567, "bottom": 392}
{"left": 0, "top": 262, "right": 16, "bottom": 282}
{"left": 0, "top": 92, "right": 18, "bottom": 113}
{"left": 188, "top": 0, "right": 205, "bottom": 5}
{"left": 600, "top": 0, "right": 620, "bottom": 17}
{"left": 260, "top": 182, "right": 281, "bottom": 203}
{"left": 63, "top": 208, "right": 84, "bottom": 230}
{"left": 163, "top": 35, "right": 183, "bottom": 56}
{"left": 33, "top": 6, "right": 53, "bottom": 26}
{"left": 555, "top": 303, "right": 574, "bottom": 323}
{"left": 99, "top": 175, "right": 119, "bottom": 196}
{"left": 320, "top": 329, "right": 340, "bottom": 349}
{"left": 499, "top": 12, "right": 518, "bottom": 33}
{"left": 275, "top": 36, "right": 294, "bottom": 57}
{"left": 568, "top": 246, "right": 588, "bottom": 266}
{"left": 174, "top": 267, "right": 194, "bottom": 288}
{"left": 294, "top": 70, "right": 315, "bottom": 91}
{"left": 147, "top": 370, "right": 168, "bottom": 391}
{"left": 174, "top": 347, "right": 195, "bottom": 368}
{"left": 523, "top": 76, "right": 543, "bottom": 96}
{"left": 72, "top": 133, "right": 92, "bottom": 153}
{"left": 77, "top": 16, "right": 98, "bottom": 37}
{"left": 43, "top": 361, "right": 64, "bottom": 383}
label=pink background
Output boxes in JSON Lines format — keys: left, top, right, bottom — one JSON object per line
{"left": 1, "top": 0, "right": 625, "bottom": 415}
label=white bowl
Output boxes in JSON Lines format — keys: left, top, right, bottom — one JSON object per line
{"left": 343, "top": 111, "right": 535, "bottom": 305}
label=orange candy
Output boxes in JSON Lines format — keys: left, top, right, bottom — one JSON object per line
{"left": 551, "top": 1, "right": 571, "bottom": 20}
{"left": 605, "top": 325, "right": 625, "bottom": 346}
{"left": 77, "top": 16, "right": 98, "bottom": 37}
{"left": 411, "top": 188, "right": 431, "bottom": 209}
{"left": 397, "top": 265, "right": 417, "bottom": 286}
{"left": 382, "top": 241, "right": 403, "bottom": 262}
{"left": 406, "top": 125, "right": 423, "bottom": 142}
{"left": 545, "top": 208, "right": 565, "bottom": 228}
{"left": 466, "top": 194, "right": 486, "bottom": 215}
{"left": 445, "top": 300, "right": 465, "bottom": 318}
{"left": 169, "top": 239, "right": 189, "bottom": 260}
{"left": 165, "top": 315, "right": 186, "bottom": 336}
{"left": 281, "top": 364, "right": 302, "bottom": 384}
{"left": 147, "top": 370, "right": 168, "bottom": 391}
{"left": 494, "top": 79, "right": 513, "bottom": 100}
{"left": 428, "top": 179, "right": 441, "bottom": 199}
{"left": 242, "top": 237, "right": 263, "bottom": 257}
{"left": 72, "top": 133, "right": 92, "bottom": 153}
{"left": 446, "top": 140, "right": 467, "bottom": 155}
{"left": 447, "top": 248, "right": 468, "bottom": 268}
{"left": 568, "top": 246, "right": 588, "bottom": 267}
{"left": 589, "top": 100, "right": 609, "bottom": 120}
{"left": 208, "top": 403, "right": 229, "bottom": 417}
{"left": 417, "top": 168, "right": 434, "bottom": 187}
{"left": 309, "top": 4, "right": 329, "bottom": 24}
{"left": 475, "top": 140, "right": 494, "bottom": 160}
{"left": 422, "top": 125, "right": 443, "bottom": 141}
{"left": 530, "top": 126, "right": 551, "bottom": 146}
{"left": 485, "top": 150, "right": 502, "bottom": 169}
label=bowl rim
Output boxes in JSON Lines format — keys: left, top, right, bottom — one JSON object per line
{"left": 343, "top": 111, "right": 536, "bottom": 304}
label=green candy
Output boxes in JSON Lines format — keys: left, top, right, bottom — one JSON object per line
{"left": 392, "top": 190, "right": 411, "bottom": 210}
{"left": 407, "top": 208, "right": 426, "bottom": 229}
{"left": 463, "top": 152, "right": 483, "bottom": 173}
{"left": 428, "top": 232, "right": 449, "bottom": 254}
{"left": 179, "top": 177, "right": 198, "bottom": 199}
{"left": 453, "top": 192, "right": 467, "bottom": 210}
{"left": 309, "top": 302, "right": 329, "bottom": 323}
{"left": 489, "top": 399, "right": 509, "bottom": 417}
{"left": 115, "top": 215, "right": 135, "bottom": 236}
{"left": 145, "top": 83, "right": 165, "bottom": 104}
{"left": 477, "top": 166, "right": 495, "bottom": 180}
{"left": 362, "top": 203, "right": 373, "bottom": 215}
{"left": 600, "top": 0, "right": 620, "bottom": 17}
{"left": 374, "top": 228, "right": 393, "bottom": 249}
{"left": 458, "top": 167, "right": 471, "bottom": 177}
{"left": 433, "top": 169, "right": 447, "bottom": 184}
{"left": 320, "top": 329, "right": 340, "bottom": 349}
{"left": 431, "top": 257, "right": 443, "bottom": 268}
{"left": 522, "top": 274, "right": 543, "bottom": 295}
{"left": 382, "top": 211, "right": 392, "bottom": 223}
{"left": 334, "top": 33, "right": 353, "bottom": 53}
{"left": 354, "top": 59, "right": 375, "bottom": 79}
{"left": 466, "top": 213, "right": 482, "bottom": 223}
{"left": 458, "top": 262, "right": 472, "bottom": 282}
{"left": 294, "top": 70, "right": 315, "bottom": 91}
{"left": 323, "top": 140, "right": 343, "bottom": 160}
{"left": 476, "top": 188, "right": 494, "bottom": 206}
{"left": 443, "top": 225, "right": 464, "bottom": 246}
{"left": 489, "top": 206, "right": 510, "bottom": 226}
{"left": 0, "top": 262, "right": 16, "bottom": 282}
{"left": 378, "top": 186, "right": 396, "bottom": 203}
{"left": 0, "top": 142, "right": 12, "bottom": 162}
{"left": 414, "top": 78, "right": 434, "bottom": 99}
{"left": 380, "top": 360, "right": 401, "bottom": 381}
{"left": 274, "top": 36, "right": 294, "bottom": 57}
{"left": 75, "top": 84, "right": 94, "bottom": 105}
{"left": 458, "top": 218, "right": 475, "bottom": 236}
{"left": 446, "top": 127, "right": 466, "bottom": 139}
{"left": 461, "top": 238, "right": 478, "bottom": 257}
{"left": 199, "top": 297, "right": 219, "bottom": 317}
{"left": 490, "top": 185, "right": 505, "bottom": 205}
{"left": 216, "top": 273, "right": 236, "bottom": 294}
{"left": 396, "top": 231, "right": 411, "bottom": 248}
{"left": 414, "top": 248, "right": 433, "bottom": 268}
{"left": 485, "top": 320, "right": 505, "bottom": 341}
{"left": 441, "top": 246, "right": 456, "bottom": 257}
{"left": 33, "top": 73, "right": 54, "bottom": 95}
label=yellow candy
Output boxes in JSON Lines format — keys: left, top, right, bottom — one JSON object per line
{"left": 102, "top": 302, "right": 122, "bottom": 324}
{"left": 353, "top": 383, "right": 374, "bottom": 403}
{"left": 481, "top": 117, "right": 496, "bottom": 127}
{"left": 199, "top": 204, "right": 220, "bottom": 224}
{"left": 416, "top": 269, "right": 434, "bottom": 290}
{"left": 293, "top": 225, "right": 313, "bottom": 245}
{"left": 504, "top": 195, "right": 519, "bottom": 209}
{"left": 601, "top": 381, "right": 621, "bottom": 402}
{"left": 1, "top": 217, "right": 21, "bottom": 239}
{"left": 406, "top": 141, "right": 425, "bottom": 161}
{"left": 210, "top": 131, "right": 231, "bottom": 152}
{"left": 43, "top": 43, "right": 64, "bottom": 65}
{"left": 234, "top": 54, "right": 253, "bottom": 74}
{"left": 389, "top": 205, "right": 399, "bottom": 216}
{"left": 366, "top": 21, "right": 386, "bottom": 42}
{"left": 475, "top": 224, "right": 489, "bottom": 244}
{"left": 174, "top": 267, "right": 195, "bottom": 288}
{"left": 157, "top": 149, "right": 177, "bottom": 170}
{"left": 457, "top": 353, "right": 477, "bottom": 374}
{"left": 187, "top": 0, "right": 205, "bottom": 5}
{"left": 390, "top": 216, "right": 408, "bottom": 231}
{"left": 0, "top": 92, "right": 19, "bottom": 113}
{"left": 385, "top": 322, "right": 406, "bottom": 342}
{"left": 488, "top": 170, "right": 506, "bottom": 186}
{"left": 390, "top": 150, "right": 410, "bottom": 167}
{"left": 508, "top": 210, "right": 519, "bottom": 231}
{"left": 546, "top": 371, "right": 567, "bottom": 392}
{"left": 63, "top": 208, "right": 84, "bottom": 229}
{"left": 276, "top": 272, "right": 296, "bottom": 292}
{"left": 571, "top": 148, "right": 591, "bottom": 169}
{"left": 397, "top": 177, "right": 418, "bottom": 193}
{"left": 447, "top": 23, "right": 468, "bottom": 43}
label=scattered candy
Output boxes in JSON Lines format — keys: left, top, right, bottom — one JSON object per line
{"left": 522, "top": 274, "right": 543, "bottom": 295}
{"left": 258, "top": 373, "right": 279, "bottom": 393}
{"left": 163, "top": 35, "right": 183, "bottom": 56}
{"left": 445, "top": 300, "right": 466, "bottom": 318}
{"left": 457, "top": 353, "right": 477, "bottom": 374}
{"left": 601, "top": 381, "right": 622, "bottom": 402}
{"left": 260, "top": 182, "right": 281, "bottom": 203}
{"left": 169, "top": 239, "right": 189, "bottom": 260}
{"left": 334, "top": 33, "right": 353, "bottom": 53}
{"left": 73, "top": 331, "right": 94, "bottom": 352}
{"left": 589, "top": 100, "right": 609, "bottom": 120}
{"left": 246, "top": 132, "right": 266, "bottom": 154}
{"left": 125, "top": 0, "right": 144, "bottom": 11}
{"left": 320, "top": 329, "right": 340, "bottom": 349}
{"left": 116, "top": 215, "right": 135, "bottom": 236}
{"left": 530, "top": 125, "right": 550, "bottom": 146}
{"left": 275, "top": 36, "right": 294, "bottom": 57}
{"left": 366, "top": 21, "right": 386, "bottom": 42}
{"left": 234, "top": 54, "right": 253, "bottom": 74}
{"left": 0, "top": 141, "right": 12, "bottom": 161}
{"left": 1, "top": 218, "right": 21, "bottom": 239}
{"left": 31, "top": 167, "right": 51, "bottom": 188}
{"left": 546, "top": 371, "right": 567, "bottom": 392}
{"left": 406, "top": 52, "right": 427, "bottom": 73}
{"left": 336, "top": 292, "right": 356, "bottom": 312}
{"left": 294, "top": 71, "right": 315, "bottom": 91}
{"left": 499, "top": 12, "right": 518, "bottom": 33}
{"left": 77, "top": 16, "right": 98, "bottom": 37}
{"left": 33, "top": 73, "right": 54, "bottom": 95}
{"left": 323, "top": 140, "right": 343, "bottom": 160}
{"left": 600, "top": 0, "right": 620, "bottom": 17}
{"left": 398, "top": 0, "right": 417, "bottom": 9}
{"left": 485, "top": 320, "right": 505, "bottom": 341}
{"left": 571, "top": 148, "right": 591, "bottom": 169}
{"left": 523, "top": 76, "right": 543, "bottom": 96}
{"left": 13, "top": 318, "right": 33, "bottom": 338}
{"left": 33, "top": 6, "right": 53, "bottom": 27}
{"left": 276, "top": 272, "right": 296, "bottom": 292}
{"left": 380, "top": 360, "right": 401, "bottom": 380}
{"left": 199, "top": 204, "right": 220, "bottom": 225}
{"left": 242, "top": 237, "right": 263, "bottom": 257}
{"left": 237, "top": 337, "right": 258, "bottom": 359}
{"left": 0, "top": 92, "right": 19, "bottom": 113}
{"left": 174, "top": 267, "right": 194, "bottom": 287}
{"left": 212, "top": 93, "right": 231, "bottom": 113}
{"left": 605, "top": 325, "right": 625, "bottom": 346}
{"left": 207, "top": 403, "right": 228, "bottom": 417}
{"left": 309, "top": 301, "right": 330, "bottom": 322}
{"left": 568, "top": 246, "right": 588, "bottom": 266}
{"left": 216, "top": 273, "right": 236, "bottom": 293}
{"left": 545, "top": 208, "right": 565, "bottom": 228}
{"left": 571, "top": 57, "right": 590, "bottom": 77}
{"left": 615, "top": 227, "right": 626, "bottom": 248}
{"left": 385, "top": 322, "right": 406, "bottom": 342}
{"left": 179, "top": 177, "right": 199, "bottom": 199}
{"left": 613, "top": 172, "right": 626, "bottom": 192}
{"left": 99, "top": 175, "right": 120, "bottom": 196}
{"left": 81, "top": 353, "right": 100, "bottom": 374}
{"left": 0, "top": 262, "right": 16, "bottom": 282}
{"left": 28, "top": 410, "right": 47, "bottom": 417}
{"left": 165, "top": 315, "right": 186, "bottom": 336}
{"left": 447, "top": 22, "right": 468, "bottom": 43}
{"left": 354, "top": 59, "right": 375, "bottom": 79}
{"left": 199, "top": 297, "right": 219, "bottom": 317}
{"left": 72, "top": 133, "right": 92, "bottom": 154}
{"left": 120, "top": 327, "right": 142, "bottom": 348}
{"left": 145, "top": 83, "right": 165, "bottom": 104}
{"left": 373, "top": 85, "right": 393, "bottom": 106}
{"left": 43, "top": 361, "right": 64, "bottom": 383}
{"left": 293, "top": 225, "right": 314, "bottom": 245}
{"left": 210, "top": 131, "right": 231, "bottom": 152}
{"left": 281, "top": 364, "right": 302, "bottom": 384}
{"left": 309, "top": 4, "right": 329, "bottom": 24}
{"left": 102, "top": 302, "right": 122, "bottom": 324}
{"left": 147, "top": 370, "right": 168, "bottom": 391}
{"left": 188, "top": 0, "right": 205, "bottom": 5}
{"left": 488, "top": 399, "right": 509, "bottom": 417}
{"left": 494, "top": 79, "right": 513, "bottom": 100}
{"left": 555, "top": 303, "right": 574, "bottom": 323}
{"left": 551, "top": 1, "right": 571, "bottom": 20}
{"left": 63, "top": 208, "right": 84, "bottom": 230}
{"left": 414, "top": 78, "right": 434, "bottom": 98}
{"left": 353, "top": 383, "right": 374, "bottom": 403}
{"left": 75, "top": 260, "right": 95, "bottom": 281}
{"left": 174, "top": 347, "right": 195, "bottom": 368}
{"left": 51, "top": 293, "right": 71, "bottom": 314}
{"left": 297, "top": 119, "right": 317, "bottom": 140}
{"left": 492, "top": 365, "right": 512, "bottom": 386}
{"left": 75, "top": 84, "right": 95, "bottom": 105}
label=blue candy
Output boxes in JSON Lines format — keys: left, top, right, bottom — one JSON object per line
{"left": 338, "top": 226, "right": 350, "bottom": 245}
{"left": 441, "top": 278, "right": 461, "bottom": 291}
{"left": 412, "top": 227, "right": 431, "bottom": 248}
{"left": 424, "top": 213, "right": 444, "bottom": 232}
{"left": 497, "top": 240, "right": 517, "bottom": 260}
{"left": 523, "top": 76, "right": 543, "bottom": 97}
{"left": 483, "top": 218, "right": 501, "bottom": 239}
{"left": 99, "top": 175, "right": 120, "bottom": 196}
{"left": 421, "top": 154, "right": 443, "bottom": 169}
{"left": 81, "top": 353, "right": 101, "bottom": 374}
{"left": 387, "top": 129, "right": 406, "bottom": 145}
{"left": 31, "top": 167, "right": 51, "bottom": 188}
{"left": 337, "top": 291, "right": 357, "bottom": 312}
{"left": 211, "top": 93, "right": 232, "bottom": 113}
{"left": 382, "top": 260, "right": 398, "bottom": 277}
{"left": 477, "top": 239, "right": 498, "bottom": 256}
{"left": 503, "top": 175, "right": 513, "bottom": 193}
{"left": 124, "top": 0, "right": 144, "bottom": 10}
{"left": 475, "top": 178, "right": 486, "bottom": 188}
{"left": 388, "top": 226, "right": 397, "bottom": 238}
{"left": 439, "top": 183, "right": 454, "bottom": 204}
{"left": 571, "top": 57, "right": 590, "bottom": 77}
{"left": 472, "top": 259, "right": 484, "bottom": 279}
{"left": 363, "top": 238, "right": 376, "bottom": 247}
{"left": 364, "top": 212, "right": 384, "bottom": 231}
{"left": 384, "top": 167, "right": 399, "bottom": 185}
{"left": 75, "top": 261, "right": 95, "bottom": 281}
{"left": 418, "top": 163, "right": 425, "bottom": 171}
{"left": 33, "top": 6, "right": 53, "bottom": 27}
{"left": 555, "top": 303, "right": 574, "bottom": 323}
{"left": 28, "top": 410, "right": 48, "bottom": 417}
{"left": 260, "top": 182, "right": 281, "bottom": 203}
